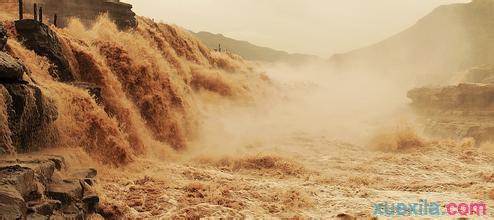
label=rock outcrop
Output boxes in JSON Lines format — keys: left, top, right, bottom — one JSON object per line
{"left": 0, "top": 156, "right": 102, "bottom": 219}
{"left": 23, "top": 0, "right": 137, "bottom": 30}
{"left": 409, "top": 81, "right": 494, "bottom": 144}
{"left": 408, "top": 83, "right": 494, "bottom": 110}
{"left": 15, "top": 19, "right": 75, "bottom": 82}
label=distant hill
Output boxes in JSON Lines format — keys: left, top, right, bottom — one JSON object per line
{"left": 194, "top": 31, "right": 318, "bottom": 63}
{"left": 329, "top": 0, "right": 494, "bottom": 84}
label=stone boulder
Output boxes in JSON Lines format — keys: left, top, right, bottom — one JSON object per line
{"left": 0, "top": 52, "right": 26, "bottom": 82}
{"left": 0, "top": 165, "right": 36, "bottom": 198}
{"left": 0, "top": 22, "right": 6, "bottom": 51}
{"left": 14, "top": 19, "right": 75, "bottom": 82}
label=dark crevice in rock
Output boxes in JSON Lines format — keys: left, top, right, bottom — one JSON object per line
{"left": 0, "top": 21, "right": 7, "bottom": 51}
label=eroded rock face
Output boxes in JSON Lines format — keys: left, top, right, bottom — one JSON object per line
{"left": 0, "top": 22, "right": 7, "bottom": 51}
{"left": 15, "top": 19, "right": 75, "bottom": 82}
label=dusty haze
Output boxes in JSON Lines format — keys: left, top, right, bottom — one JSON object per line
{"left": 1, "top": 0, "right": 493, "bottom": 218}
{"left": 125, "top": 0, "right": 469, "bottom": 57}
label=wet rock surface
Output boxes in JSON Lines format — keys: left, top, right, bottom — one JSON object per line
{"left": 0, "top": 22, "right": 7, "bottom": 51}
{"left": 0, "top": 52, "right": 26, "bottom": 83}
{"left": 14, "top": 20, "right": 75, "bottom": 82}
{"left": 0, "top": 156, "right": 101, "bottom": 219}
{"left": 0, "top": 83, "right": 58, "bottom": 153}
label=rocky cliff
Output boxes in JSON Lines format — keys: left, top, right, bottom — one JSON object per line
{"left": 408, "top": 66, "right": 494, "bottom": 144}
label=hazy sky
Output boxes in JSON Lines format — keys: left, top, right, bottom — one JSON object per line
{"left": 124, "top": 0, "right": 469, "bottom": 57}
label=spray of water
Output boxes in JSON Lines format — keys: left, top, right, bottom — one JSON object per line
{"left": 1, "top": 12, "right": 267, "bottom": 165}
{"left": 2, "top": 8, "right": 481, "bottom": 218}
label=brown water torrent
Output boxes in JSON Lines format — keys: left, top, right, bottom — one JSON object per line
{"left": 4, "top": 8, "right": 492, "bottom": 219}
{"left": 1, "top": 12, "right": 264, "bottom": 165}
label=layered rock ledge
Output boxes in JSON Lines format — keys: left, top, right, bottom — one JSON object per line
{"left": 408, "top": 68, "right": 494, "bottom": 144}
{"left": 22, "top": 0, "right": 137, "bottom": 30}
{"left": 0, "top": 156, "right": 101, "bottom": 219}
